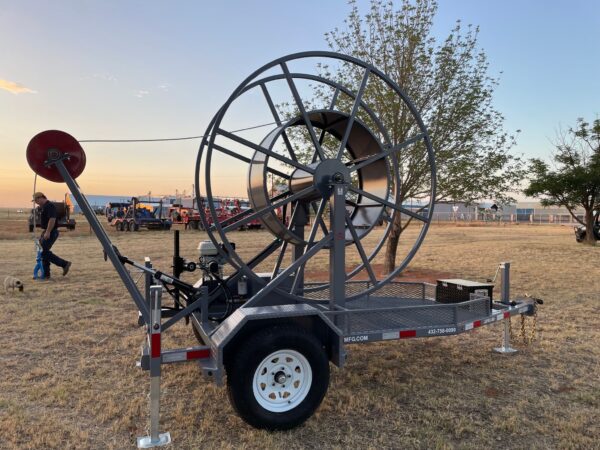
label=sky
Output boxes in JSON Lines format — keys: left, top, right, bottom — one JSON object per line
{"left": 1, "top": 0, "right": 599, "bottom": 207}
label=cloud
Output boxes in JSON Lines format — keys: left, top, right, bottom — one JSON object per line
{"left": 0, "top": 79, "right": 37, "bottom": 94}
{"left": 157, "top": 83, "right": 171, "bottom": 92}
{"left": 135, "top": 89, "right": 149, "bottom": 98}
{"left": 93, "top": 73, "right": 118, "bottom": 83}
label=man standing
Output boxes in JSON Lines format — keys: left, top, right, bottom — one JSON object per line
{"left": 33, "top": 192, "right": 71, "bottom": 280}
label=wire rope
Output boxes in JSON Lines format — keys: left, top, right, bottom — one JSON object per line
{"left": 77, "top": 120, "right": 280, "bottom": 143}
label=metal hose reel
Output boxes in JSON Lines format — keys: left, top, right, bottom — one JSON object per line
{"left": 248, "top": 110, "right": 388, "bottom": 245}
{"left": 197, "top": 51, "right": 436, "bottom": 302}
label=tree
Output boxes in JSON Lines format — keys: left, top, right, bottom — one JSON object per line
{"left": 525, "top": 118, "right": 600, "bottom": 245}
{"left": 318, "top": 0, "right": 524, "bottom": 273}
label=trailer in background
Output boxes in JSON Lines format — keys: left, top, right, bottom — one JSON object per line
{"left": 112, "top": 197, "right": 172, "bottom": 232}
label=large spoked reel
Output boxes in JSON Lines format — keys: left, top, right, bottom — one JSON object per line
{"left": 196, "top": 51, "right": 436, "bottom": 302}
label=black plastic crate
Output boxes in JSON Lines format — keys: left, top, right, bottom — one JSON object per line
{"left": 436, "top": 279, "right": 493, "bottom": 306}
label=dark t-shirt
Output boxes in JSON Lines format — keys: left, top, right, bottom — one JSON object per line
{"left": 40, "top": 201, "right": 58, "bottom": 230}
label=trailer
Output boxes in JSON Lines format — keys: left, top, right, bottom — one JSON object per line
{"left": 112, "top": 197, "right": 172, "bottom": 232}
{"left": 26, "top": 52, "right": 540, "bottom": 448}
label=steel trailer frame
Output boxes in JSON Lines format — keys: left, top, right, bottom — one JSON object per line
{"left": 35, "top": 150, "right": 538, "bottom": 448}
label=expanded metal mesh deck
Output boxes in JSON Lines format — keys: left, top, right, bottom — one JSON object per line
{"left": 304, "top": 281, "right": 490, "bottom": 336}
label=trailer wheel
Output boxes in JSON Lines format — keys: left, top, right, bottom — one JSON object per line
{"left": 132, "top": 221, "right": 139, "bottom": 232}
{"left": 116, "top": 220, "right": 123, "bottom": 231}
{"left": 126, "top": 220, "right": 134, "bottom": 232}
{"left": 226, "top": 326, "right": 329, "bottom": 430}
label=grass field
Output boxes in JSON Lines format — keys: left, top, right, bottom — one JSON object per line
{"left": 0, "top": 213, "right": 599, "bottom": 449}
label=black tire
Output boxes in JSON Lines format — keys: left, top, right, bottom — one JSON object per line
{"left": 132, "top": 221, "right": 140, "bottom": 232}
{"left": 116, "top": 220, "right": 124, "bottom": 231}
{"left": 190, "top": 221, "right": 198, "bottom": 230}
{"left": 226, "top": 325, "right": 329, "bottom": 430}
{"left": 126, "top": 220, "right": 133, "bottom": 232}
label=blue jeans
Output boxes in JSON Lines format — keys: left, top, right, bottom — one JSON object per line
{"left": 40, "top": 229, "right": 67, "bottom": 277}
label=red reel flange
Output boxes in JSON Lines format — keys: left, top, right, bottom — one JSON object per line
{"left": 26, "top": 130, "right": 86, "bottom": 182}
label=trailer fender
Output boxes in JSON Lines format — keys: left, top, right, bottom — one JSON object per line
{"left": 211, "top": 304, "right": 345, "bottom": 383}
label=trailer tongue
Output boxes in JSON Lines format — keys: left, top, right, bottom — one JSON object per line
{"left": 26, "top": 52, "right": 538, "bottom": 448}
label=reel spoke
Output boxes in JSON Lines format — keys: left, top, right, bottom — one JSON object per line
{"left": 310, "top": 202, "right": 329, "bottom": 235}
{"left": 349, "top": 133, "right": 425, "bottom": 173}
{"left": 345, "top": 211, "right": 378, "bottom": 285}
{"left": 280, "top": 62, "right": 326, "bottom": 162}
{"left": 260, "top": 83, "right": 299, "bottom": 163}
{"left": 314, "top": 88, "right": 343, "bottom": 164}
{"left": 212, "top": 190, "right": 291, "bottom": 232}
{"left": 329, "top": 87, "right": 340, "bottom": 110}
{"left": 216, "top": 128, "right": 313, "bottom": 174}
{"left": 336, "top": 68, "right": 370, "bottom": 160}
{"left": 221, "top": 187, "right": 313, "bottom": 233}
{"left": 271, "top": 240, "right": 288, "bottom": 279}
{"left": 348, "top": 186, "right": 429, "bottom": 223}
{"left": 244, "top": 235, "right": 332, "bottom": 308}
{"left": 291, "top": 199, "right": 327, "bottom": 294}
{"left": 212, "top": 143, "right": 291, "bottom": 180}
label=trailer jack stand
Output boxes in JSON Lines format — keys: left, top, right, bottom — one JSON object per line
{"left": 493, "top": 262, "right": 517, "bottom": 355}
{"left": 137, "top": 377, "right": 171, "bottom": 448}
{"left": 493, "top": 319, "right": 517, "bottom": 354}
{"left": 137, "top": 286, "right": 172, "bottom": 448}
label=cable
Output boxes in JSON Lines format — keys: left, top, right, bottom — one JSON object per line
{"left": 77, "top": 121, "right": 280, "bottom": 143}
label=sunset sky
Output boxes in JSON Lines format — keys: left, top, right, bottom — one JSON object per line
{"left": 1, "top": 0, "right": 599, "bottom": 207}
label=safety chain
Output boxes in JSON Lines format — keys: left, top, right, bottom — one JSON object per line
{"left": 509, "top": 296, "right": 540, "bottom": 346}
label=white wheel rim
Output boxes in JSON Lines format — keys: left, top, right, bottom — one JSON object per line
{"left": 252, "top": 349, "right": 312, "bottom": 413}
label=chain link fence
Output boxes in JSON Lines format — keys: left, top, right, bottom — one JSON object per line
{"left": 428, "top": 211, "right": 582, "bottom": 225}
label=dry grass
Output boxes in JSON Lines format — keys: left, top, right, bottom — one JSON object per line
{"left": 0, "top": 213, "right": 599, "bottom": 449}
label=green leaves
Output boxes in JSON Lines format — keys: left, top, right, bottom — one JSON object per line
{"left": 321, "top": 0, "right": 526, "bottom": 269}
{"left": 525, "top": 118, "right": 600, "bottom": 240}
{"left": 325, "top": 0, "right": 523, "bottom": 209}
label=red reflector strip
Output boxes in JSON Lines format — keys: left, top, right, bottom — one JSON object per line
{"left": 504, "top": 312, "right": 510, "bottom": 319}
{"left": 186, "top": 349, "right": 211, "bottom": 360}
{"left": 399, "top": 330, "right": 416, "bottom": 339}
{"left": 151, "top": 333, "right": 161, "bottom": 358}
{"left": 473, "top": 320, "right": 482, "bottom": 328}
